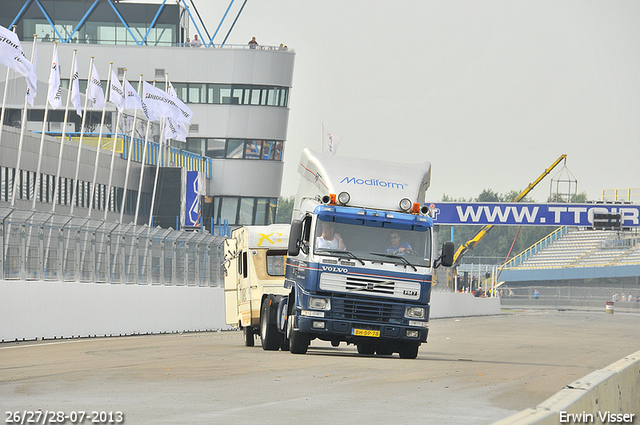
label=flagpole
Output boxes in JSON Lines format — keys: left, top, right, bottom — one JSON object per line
{"left": 52, "top": 49, "right": 78, "bottom": 212}
{"left": 0, "top": 26, "right": 18, "bottom": 150}
{"left": 11, "top": 34, "right": 37, "bottom": 207}
{"left": 70, "top": 57, "right": 95, "bottom": 215}
{"left": 32, "top": 42, "right": 58, "bottom": 210}
{"left": 133, "top": 80, "right": 156, "bottom": 225}
{"left": 148, "top": 117, "right": 165, "bottom": 227}
{"left": 89, "top": 62, "right": 112, "bottom": 217}
{"left": 0, "top": 66, "right": 11, "bottom": 149}
{"left": 119, "top": 74, "right": 143, "bottom": 224}
{"left": 148, "top": 73, "right": 170, "bottom": 227}
{"left": 104, "top": 69, "right": 126, "bottom": 221}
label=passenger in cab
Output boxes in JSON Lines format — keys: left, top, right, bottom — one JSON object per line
{"left": 385, "top": 231, "right": 413, "bottom": 255}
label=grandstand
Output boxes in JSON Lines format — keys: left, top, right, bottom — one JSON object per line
{"left": 505, "top": 227, "right": 640, "bottom": 269}
{"left": 499, "top": 226, "right": 640, "bottom": 287}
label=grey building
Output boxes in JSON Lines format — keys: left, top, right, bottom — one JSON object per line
{"left": 0, "top": 0, "right": 294, "bottom": 228}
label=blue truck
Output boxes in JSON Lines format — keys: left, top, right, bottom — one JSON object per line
{"left": 225, "top": 149, "right": 453, "bottom": 358}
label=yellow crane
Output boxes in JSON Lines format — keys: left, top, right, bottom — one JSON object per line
{"left": 452, "top": 154, "right": 568, "bottom": 265}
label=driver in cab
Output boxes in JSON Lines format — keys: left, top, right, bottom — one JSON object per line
{"left": 316, "top": 221, "right": 346, "bottom": 250}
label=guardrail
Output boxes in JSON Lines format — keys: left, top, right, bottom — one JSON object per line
{"left": 60, "top": 132, "right": 213, "bottom": 179}
{"left": 602, "top": 187, "right": 640, "bottom": 203}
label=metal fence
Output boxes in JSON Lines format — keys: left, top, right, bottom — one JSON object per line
{"left": 0, "top": 207, "right": 226, "bottom": 286}
{"left": 498, "top": 284, "right": 640, "bottom": 302}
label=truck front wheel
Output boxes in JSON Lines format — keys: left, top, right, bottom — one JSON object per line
{"left": 260, "top": 300, "right": 283, "bottom": 351}
{"left": 399, "top": 342, "right": 420, "bottom": 359}
{"left": 287, "top": 316, "right": 309, "bottom": 354}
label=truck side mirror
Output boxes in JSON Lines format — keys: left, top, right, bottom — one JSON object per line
{"left": 441, "top": 241, "right": 455, "bottom": 267}
{"left": 434, "top": 241, "right": 455, "bottom": 268}
{"left": 288, "top": 220, "right": 303, "bottom": 256}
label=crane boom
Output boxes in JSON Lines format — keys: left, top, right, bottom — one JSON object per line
{"left": 452, "top": 154, "right": 567, "bottom": 265}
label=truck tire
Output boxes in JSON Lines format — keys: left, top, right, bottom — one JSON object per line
{"left": 260, "top": 300, "right": 283, "bottom": 351}
{"left": 357, "top": 342, "right": 375, "bottom": 355}
{"left": 243, "top": 326, "right": 254, "bottom": 347}
{"left": 399, "top": 342, "right": 419, "bottom": 359}
{"left": 287, "top": 316, "right": 309, "bottom": 355}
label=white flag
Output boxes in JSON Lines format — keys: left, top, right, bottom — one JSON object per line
{"left": 87, "top": 64, "right": 104, "bottom": 109}
{"left": 164, "top": 117, "right": 188, "bottom": 142}
{"left": 47, "top": 48, "right": 62, "bottom": 109}
{"left": 70, "top": 57, "right": 82, "bottom": 117}
{"left": 0, "top": 25, "right": 33, "bottom": 78}
{"left": 142, "top": 81, "right": 192, "bottom": 123}
{"left": 164, "top": 79, "right": 189, "bottom": 142}
{"left": 323, "top": 130, "right": 343, "bottom": 155}
{"left": 25, "top": 41, "right": 37, "bottom": 106}
{"left": 109, "top": 70, "right": 125, "bottom": 111}
{"left": 123, "top": 79, "right": 156, "bottom": 120}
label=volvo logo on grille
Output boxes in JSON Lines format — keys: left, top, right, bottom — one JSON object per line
{"left": 322, "top": 266, "right": 348, "bottom": 273}
{"left": 367, "top": 283, "right": 375, "bottom": 290}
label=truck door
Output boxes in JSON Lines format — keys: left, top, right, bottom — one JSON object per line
{"left": 237, "top": 249, "right": 253, "bottom": 327}
{"left": 223, "top": 238, "right": 240, "bottom": 326}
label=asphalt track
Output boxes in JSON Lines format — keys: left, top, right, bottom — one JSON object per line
{"left": 1, "top": 310, "right": 639, "bottom": 425}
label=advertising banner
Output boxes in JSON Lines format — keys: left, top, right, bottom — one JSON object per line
{"left": 429, "top": 203, "right": 640, "bottom": 227}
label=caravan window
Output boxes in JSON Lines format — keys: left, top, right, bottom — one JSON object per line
{"left": 266, "top": 250, "right": 287, "bottom": 276}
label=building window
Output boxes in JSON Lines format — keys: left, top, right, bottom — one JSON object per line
{"left": 208, "top": 196, "right": 278, "bottom": 226}
{"left": 191, "top": 138, "right": 284, "bottom": 161}
{"left": 244, "top": 140, "right": 262, "bottom": 159}
{"left": 225, "top": 140, "right": 244, "bottom": 159}
{"left": 220, "top": 197, "right": 239, "bottom": 223}
{"left": 206, "top": 139, "right": 226, "bottom": 158}
{"left": 60, "top": 80, "right": 289, "bottom": 107}
{"left": 238, "top": 198, "right": 255, "bottom": 225}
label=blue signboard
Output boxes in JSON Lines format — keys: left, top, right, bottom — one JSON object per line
{"left": 185, "top": 171, "right": 203, "bottom": 226}
{"left": 428, "top": 203, "right": 640, "bottom": 227}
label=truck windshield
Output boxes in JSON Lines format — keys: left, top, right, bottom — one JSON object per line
{"left": 313, "top": 219, "right": 432, "bottom": 268}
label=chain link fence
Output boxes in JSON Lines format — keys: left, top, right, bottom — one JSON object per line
{"left": 0, "top": 207, "right": 226, "bottom": 286}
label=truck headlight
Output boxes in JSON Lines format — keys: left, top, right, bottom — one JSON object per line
{"left": 405, "top": 306, "right": 425, "bottom": 319}
{"left": 399, "top": 198, "right": 412, "bottom": 212}
{"left": 309, "top": 297, "right": 331, "bottom": 311}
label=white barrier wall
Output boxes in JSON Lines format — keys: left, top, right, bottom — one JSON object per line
{"left": 0, "top": 281, "right": 230, "bottom": 342}
{"left": 493, "top": 350, "right": 640, "bottom": 425}
{"left": 0, "top": 282, "right": 500, "bottom": 342}
{"left": 431, "top": 291, "right": 501, "bottom": 319}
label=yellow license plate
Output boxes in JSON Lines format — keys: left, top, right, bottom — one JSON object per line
{"left": 352, "top": 328, "right": 380, "bottom": 338}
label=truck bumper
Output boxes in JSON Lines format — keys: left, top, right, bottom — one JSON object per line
{"left": 296, "top": 314, "right": 429, "bottom": 343}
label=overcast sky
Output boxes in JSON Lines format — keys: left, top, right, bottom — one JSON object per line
{"left": 196, "top": 0, "right": 640, "bottom": 203}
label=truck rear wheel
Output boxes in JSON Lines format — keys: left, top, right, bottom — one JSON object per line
{"left": 399, "top": 342, "right": 420, "bottom": 359}
{"left": 260, "top": 300, "right": 283, "bottom": 351}
{"left": 287, "top": 316, "right": 309, "bottom": 354}
{"left": 243, "top": 326, "right": 254, "bottom": 347}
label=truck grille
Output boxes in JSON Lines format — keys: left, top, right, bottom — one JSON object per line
{"left": 332, "top": 297, "right": 404, "bottom": 323}
{"left": 319, "top": 273, "right": 421, "bottom": 300}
